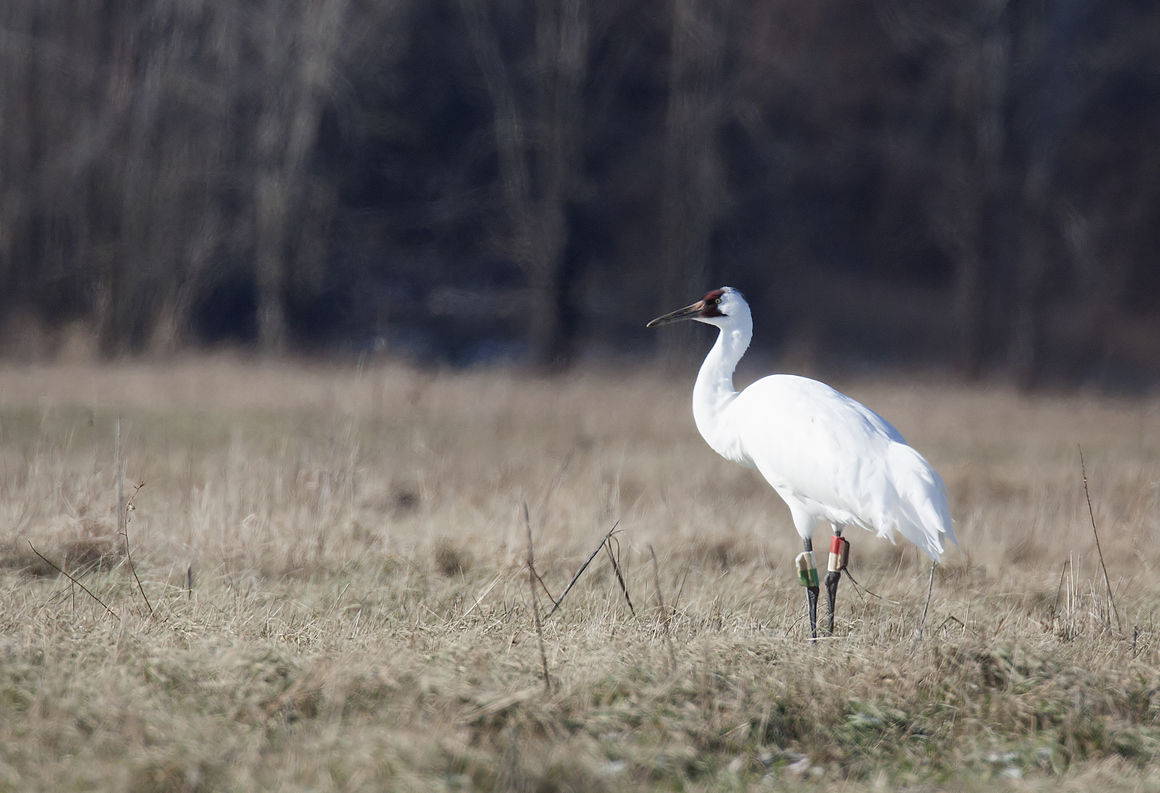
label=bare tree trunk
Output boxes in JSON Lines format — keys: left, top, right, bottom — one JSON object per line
{"left": 103, "top": 4, "right": 170, "bottom": 356}
{"left": 0, "top": 2, "right": 33, "bottom": 319}
{"left": 531, "top": 0, "right": 587, "bottom": 368}
{"left": 251, "top": 0, "right": 350, "bottom": 353}
{"left": 254, "top": 172, "right": 289, "bottom": 353}
{"left": 459, "top": 0, "right": 589, "bottom": 369}
{"left": 952, "top": 252, "right": 988, "bottom": 379}
{"left": 1063, "top": 207, "right": 1133, "bottom": 386}
{"left": 1010, "top": 161, "right": 1052, "bottom": 390}
{"left": 1007, "top": 0, "right": 1088, "bottom": 389}
{"left": 658, "top": 0, "right": 727, "bottom": 365}
{"left": 950, "top": 1, "right": 1009, "bottom": 380}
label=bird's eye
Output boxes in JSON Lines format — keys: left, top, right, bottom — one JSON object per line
{"left": 714, "top": 298, "right": 722, "bottom": 304}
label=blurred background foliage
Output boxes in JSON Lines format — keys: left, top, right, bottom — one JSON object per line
{"left": 1, "top": 0, "right": 1158, "bottom": 386}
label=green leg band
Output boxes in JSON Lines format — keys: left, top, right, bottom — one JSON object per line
{"left": 795, "top": 551, "right": 819, "bottom": 587}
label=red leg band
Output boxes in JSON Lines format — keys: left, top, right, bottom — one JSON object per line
{"left": 827, "top": 536, "right": 849, "bottom": 572}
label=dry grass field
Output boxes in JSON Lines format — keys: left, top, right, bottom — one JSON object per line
{"left": 1, "top": 357, "right": 1159, "bottom": 792}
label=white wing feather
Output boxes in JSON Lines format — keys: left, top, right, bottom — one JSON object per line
{"left": 724, "top": 374, "right": 955, "bottom": 559}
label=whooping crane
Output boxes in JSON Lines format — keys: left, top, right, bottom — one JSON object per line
{"left": 647, "top": 287, "right": 956, "bottom": 639}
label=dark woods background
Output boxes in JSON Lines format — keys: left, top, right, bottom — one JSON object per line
{"left": 2, "top": 1, "right": 1159, "bottom": 386}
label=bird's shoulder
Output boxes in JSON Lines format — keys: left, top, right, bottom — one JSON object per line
{"left": 733, "top": 374, "right": 904, "bottom": 443}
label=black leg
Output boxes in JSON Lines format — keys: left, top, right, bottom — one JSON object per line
{"left": 824, "top": 534, "right": 849, "bottom": 637}
{"left": 913, "top": 559, "right": 936, "bottom": 641}
{"left": 796, "top": 538, "right": 820, "bottom": 640}
{"left": 824, "top": 570, "right": 840, "bottom": 636}
{"left": 807, "top": 584, "right": 819, "bottom": 639}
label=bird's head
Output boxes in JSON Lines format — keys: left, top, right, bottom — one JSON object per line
{"left": 646, "top": 286, "right": 750, "bottom": 330}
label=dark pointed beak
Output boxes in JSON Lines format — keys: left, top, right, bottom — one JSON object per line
{"left": 646, "top": 300, "right": 704, "bottom": 328}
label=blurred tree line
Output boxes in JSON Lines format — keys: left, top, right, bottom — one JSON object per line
{"left": 2, "top": 0, "right": 1158, "bottom": 385}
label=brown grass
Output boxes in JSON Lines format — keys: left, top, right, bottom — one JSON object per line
{"left": 1, "top": 357, "right": 1159, "bottom": 791}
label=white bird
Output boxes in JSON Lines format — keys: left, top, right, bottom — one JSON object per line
{"left": 647, "top": 286, "right": 956, "bottom": 638}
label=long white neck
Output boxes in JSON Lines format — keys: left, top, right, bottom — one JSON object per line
{"left": 692, "top": 316, "right": 752, "bottom": 463}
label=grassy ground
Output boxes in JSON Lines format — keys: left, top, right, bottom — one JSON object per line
{"left": 1, "top": 357, "right": 1158, "bottom": 792}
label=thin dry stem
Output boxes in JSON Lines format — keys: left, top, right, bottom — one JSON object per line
{"left": 114, "top": 418, "right": 124, "bottom": 535}
{"left": 545, "top": 521, "right": 619, "bottom": 620}
{"left": 603, "top": 533, "right": 635, "bottom": 616}
{"left": 1050, "top": 557, "right": 1071, "bottom": 622}
{"left": 121, "top": 481, "right": 153, "bottom": 617}
{"left": 649, "top": 544, "right": 677, "bottom": 672}
{"left": 1078, "top": 445, "right": 1122, "bottom": 634}
{"left": 27, "top": 541, "right": 119, "bottom": 620}
{"left": 524, "top": 503, "right": 551, "bottom": 692}
{"left": 531, "top": 566, "right": 559, "bottom": 608}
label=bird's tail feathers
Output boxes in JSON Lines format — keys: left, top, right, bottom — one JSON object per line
{"left": 884, "top": 443, "right": 956, "bottom": 561}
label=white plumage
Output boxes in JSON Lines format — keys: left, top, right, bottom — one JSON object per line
{"left": 715, "top": 375, "right": 952, "bottom": 560}
{"left": 648, "top": 286, "right": 956, "bottom": 637}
